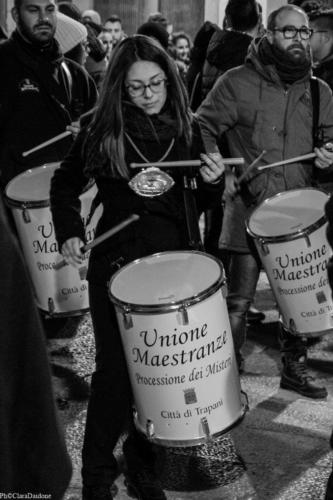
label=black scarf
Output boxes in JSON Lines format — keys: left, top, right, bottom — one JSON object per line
{"left": 258, "top": 36, "right": 311, "bottom": 84}
{"left": 123, "top": 101, "right": 178, "bottom": 143}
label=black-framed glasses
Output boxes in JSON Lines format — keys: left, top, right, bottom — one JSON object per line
{"left": 272, "top": 25, "right": 313, "bottom": 40}
{"left": 125, "top": 78, "right": 167, "bottom": 97}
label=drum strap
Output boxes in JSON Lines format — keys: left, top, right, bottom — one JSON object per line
{"left": 310, "top": 77, "right": 320, "bottom": 147}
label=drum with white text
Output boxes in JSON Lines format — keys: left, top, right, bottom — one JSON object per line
{"left": 5, "top": 163, "right": 102, "bottom": 316}
{"left": 109, "top": 251, "right": 247, "bottom": 447}
{"left": 247, "top": 188, "right": 333, "bottom": 336}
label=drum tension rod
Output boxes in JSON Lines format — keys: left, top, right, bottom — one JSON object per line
{"left": 201, "top": 417, "right": 212, "bottom": 440}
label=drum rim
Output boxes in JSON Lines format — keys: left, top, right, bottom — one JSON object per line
{"left": 133, "top": 398, "right": 247, "bottom": 447}
{"left": 108, "top": 250, "right": 226, "bottom": 314}
{"left": 246, "top": 188, "right": 329, "bottom": 243}
{"left": 4, "top": 164, "right": 94, "bottom": 208}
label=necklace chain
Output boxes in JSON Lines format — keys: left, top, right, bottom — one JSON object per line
{"left": 125, "top": 133, "right": 175, "bottom": 164}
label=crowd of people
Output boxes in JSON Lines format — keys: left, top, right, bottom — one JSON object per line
{"left": 2, "top": 0, "right": 333, "bottom": 499}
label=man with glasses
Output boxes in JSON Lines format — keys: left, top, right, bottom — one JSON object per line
{"left": 198, "top": 4, "right": 333, "bottom": 398}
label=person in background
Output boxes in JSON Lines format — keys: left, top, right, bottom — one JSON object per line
{"left": 137, "top": 21, "right": 169, "bottom": 50}
{"left": 82, "top": 8, "right": 101, "bottom": 26}
{"left": 56, "top": 10, "right": 88, "bottom": 65}
{"left": 170, "top": 31, "right": 191, "bottom": 83}
{"left": 50, "top": 34, "right": 224, "bottom": 500}
{"left": 310, "top": 9, "right": 333, "bottom": 91}
{"left": 57, "top": 0, "right": 82, "bottom": 21}
{"left": 0, "top": 193, "right": 72, "bottom": 497}
{"left": 309, "top": 9, "right": 333, "bottom": 193}
{"left": 147, "top": 11, "right": 173, "bottom": 46}
{"left": 199, "top": 0, "right": 265, "bottom": 324}
{"left": 98, "top": 28, "right": 113, "bottom": 60}
{"left": 197, "top": 4, "right": 333, "bottom": 395}
{"left": 83, "top": 19, "right": 108, "bottom": 90}
{"left": 0, "top": 0, "right": 97, "bottom": 190}
{"left": 104, "top": 14, "right": 126, "bottom": 48}
{"left": 171, "top": 31, "right": 191, "bottom": 68}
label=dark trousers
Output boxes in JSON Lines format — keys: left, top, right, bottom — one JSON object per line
{"left": 82, "top": 282, "right": 154, "bottom": 486}
{"left": 226, "top": 251, "right": 306, "bottom": 359}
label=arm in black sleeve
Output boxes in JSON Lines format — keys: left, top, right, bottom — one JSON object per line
{"left": 50, "top": 130, "right": 91, "bottom": 249}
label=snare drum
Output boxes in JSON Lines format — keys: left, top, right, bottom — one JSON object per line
{"left": 247, "top": 188, "right": 333, "bottom": 336}
{"left": 109, "top": 251, "right": 247, "bottom": 447}
{"left": 5, "top": 163, "right": 102, "bottom": 317}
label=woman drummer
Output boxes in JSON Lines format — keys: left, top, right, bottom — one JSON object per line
{"left": 50, "top": 35, "right": 224, "bottom": 500}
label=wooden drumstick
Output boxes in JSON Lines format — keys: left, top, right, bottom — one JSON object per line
{"left": 237, "top": 150, "right": 267, "bottom": 183}
{"left": 54, "top": 214, "right": 140, "bottom": 270}
{"left": 130, "top": 158, "right": 245, "bottom": 169}
{"left": 22, "top": 107, "right": 97, "bottom": 158}
{"left": 257, "top": 152, "right": 316, "bottom": 171}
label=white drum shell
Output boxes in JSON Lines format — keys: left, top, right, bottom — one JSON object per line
{"left": 109, "top": 251, "right": 245, "bottom": 447}
{"left": 5, "top": 163, "right": 102, "bottom": 316}
{"left": 247, "top": 189, "right": 333, "bottom": 336}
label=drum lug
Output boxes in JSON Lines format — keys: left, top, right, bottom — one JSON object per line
{"left": 22, "top": 206, "right": 31, "bottom": 223}
{"left": 259, "top": 238, "right": 269, "bottom": 255}
{"left": 146, "top": 419, "right": 155, "bottom": 440}
{"left": 48, "top": 297, "right": 55, "bottom": 315}
{"left": 123, "top": 307, "right": 133, "bottom": 329}
{"left": 221, "top": 283, "right": 228, "bottom": 298}
{"left": 304, "top": 234, "right": 311, "bottom": 247}
{"left": 201, "top": 417, "right": 212, "bottom": 440}
{"left": 178, "top": 305, "right": 189, "bottom": 325}
{"left": 78, "top": 265, "right": 88, "bottom": 280}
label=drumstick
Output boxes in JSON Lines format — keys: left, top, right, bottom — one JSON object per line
{"left": 237, "top": 150, "right": 267, "bottom": 183}
{"left": 54, "top": 214, "right": 140, "bottom": 271}
{"left": 257, "top": 152, "right": 316, "bottom": 171}
{"left": 130, "top": 158, "right": 245, "bottom": 169}
{"left": 22, "top": 107, "right": 97, "bottom": 158}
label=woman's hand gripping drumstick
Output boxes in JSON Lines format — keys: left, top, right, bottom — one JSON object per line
{"left": 22, "top": 107, "right": 97, "bottom": 158}
{"left": 55, "top": 214, "right": 140, "bottom": 270}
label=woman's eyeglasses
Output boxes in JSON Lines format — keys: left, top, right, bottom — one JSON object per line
{"left": 272, "top": 26, "right": 313, "bottom": 40}
{"left": 126, "top": 78, "right": 167, "bottom": 97}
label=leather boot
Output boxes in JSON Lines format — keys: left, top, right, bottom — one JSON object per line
{"left": 279, "top": 326, "right": 327, "bottom": 399}
{"left": 280, "top": 351, "right": 327, "bottom": 399}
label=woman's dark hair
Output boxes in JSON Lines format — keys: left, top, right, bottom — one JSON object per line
{"left": 83, "top": 35, "right": 192, "bottom": 179}
{"left": 225, "top": 0, "right": 260, "bottom": 31}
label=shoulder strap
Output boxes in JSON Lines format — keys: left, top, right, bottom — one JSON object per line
{"left": 310, "top": 76, "right": 320, "bottom": 147}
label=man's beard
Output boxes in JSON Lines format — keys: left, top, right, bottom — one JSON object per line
{"left": 17, "top": 17, "right": 55, "bottom": 47}
{"left": 285, "top": 43, "right": 310, "bottom": 64}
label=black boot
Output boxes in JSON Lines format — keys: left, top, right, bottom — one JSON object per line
{"left": 280, "top": 352, "right": 327, "bottom": 399}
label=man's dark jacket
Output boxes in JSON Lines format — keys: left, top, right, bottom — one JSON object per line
{"left": 0, "top": 31, "right": 97, "bottom": 189}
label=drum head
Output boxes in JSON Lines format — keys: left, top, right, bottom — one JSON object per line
{"left": 248, "top": 188, "right": 329, "bottom": 238}
{"left": 109, "top": 251, "right": 223, "bottom": 308}
{"left": 5, "top": 163, "right": 60, "bottom": 203}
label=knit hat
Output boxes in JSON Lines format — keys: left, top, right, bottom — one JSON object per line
{"left": 55, "top": 11, "right": 87, "bottom": 54}
{"left": 57, "top": 2, "right": 82, "bottom": 22}
{"left": 137, "top": 22, "right": 169, "bottom": 49}
{"left": 82, "top": 9, "right": 102, "bottom": 25}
